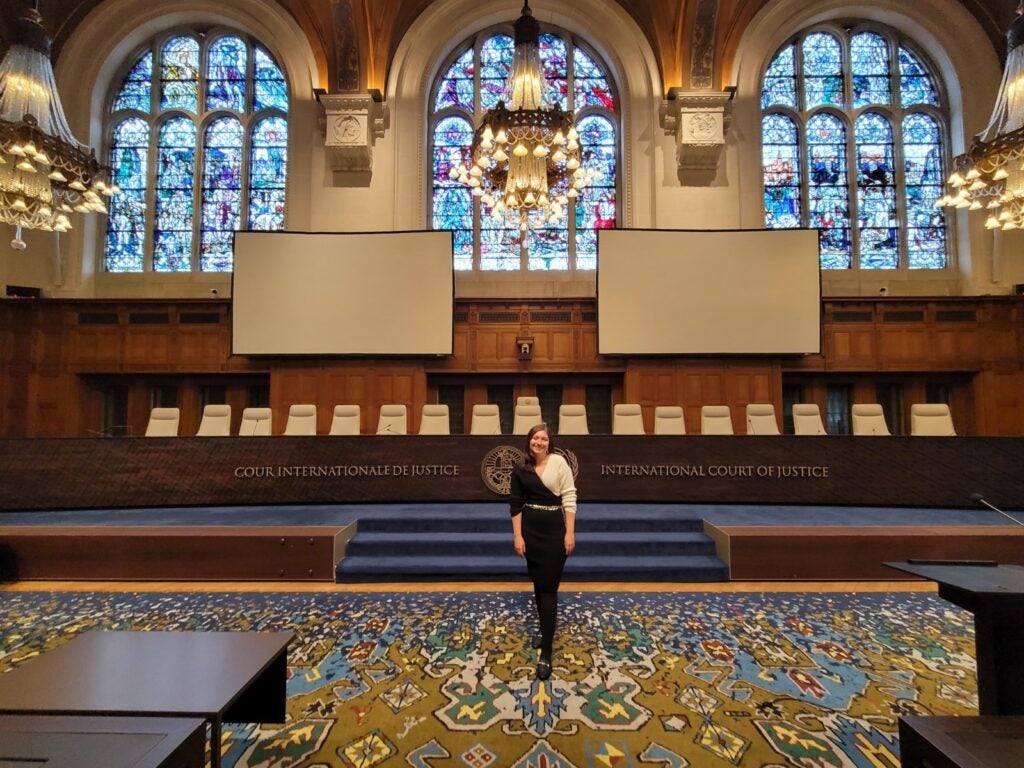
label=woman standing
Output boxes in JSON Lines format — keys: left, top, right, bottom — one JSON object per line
{"left": 509, "top": 423, "right": 577, "bottom": 680}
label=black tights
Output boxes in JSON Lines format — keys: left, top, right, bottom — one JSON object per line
{"left": 534, "top": 589, "right": 558, "bottom": 661}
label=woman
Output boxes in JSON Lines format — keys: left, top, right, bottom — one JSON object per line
{"left": 509, "top": 423, "right": 577, "bottom": 680}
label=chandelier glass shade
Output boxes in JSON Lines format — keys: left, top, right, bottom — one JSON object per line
{"left": 0, "top": 3, "right": 118, "bottom": 248}
{"left": 449, "top": 1, "right": 600, "bottom": 234}
{"left": 937, "top": 3, "right": 1024, "bottom": 231}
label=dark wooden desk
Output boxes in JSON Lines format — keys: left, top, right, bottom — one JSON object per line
{"left": 0, "top": 715, "right": 205, "bottom": 768}
{"left": 899, "top": 715, "right": 1024, "bottom": 768}
{"left": 0, "top": 631, "right": 292, "bottom": 768}
{"left": 2, "top": 435, "right": 1023, "bottom": 510}
{"left": 886, "top": 562, "right": 1024, "bottom": 715}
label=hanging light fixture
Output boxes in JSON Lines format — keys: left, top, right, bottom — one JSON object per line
{"left": 449, "top": 1, "right": 601, "bottom": 235}
{"left": 937, "top": 2, "right": 1024, "bottom": 230}
{"left": 0, "top": 0, "right": 118, "bottom": 250}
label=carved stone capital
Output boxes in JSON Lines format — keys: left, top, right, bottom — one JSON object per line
{"left": 317, "top": 90, "right": 390, "bottom": 180}
{"left": 659, "top": 88, "right": 735, "bottom": 172}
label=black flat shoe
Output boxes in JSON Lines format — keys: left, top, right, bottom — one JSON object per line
{"left": 535, "top": 660, "right": 552, "bottom": 680}
{"left": 531, "top": 633, "right": 543, "bottom": 649}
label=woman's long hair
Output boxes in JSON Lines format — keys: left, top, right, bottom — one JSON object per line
{"left": 523, "top": 423, "right": 553, "bottom": 470}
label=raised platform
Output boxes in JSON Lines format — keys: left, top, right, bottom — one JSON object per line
{"left": 706, "top": 524, "right": 1024, "bottom": 580}
{"left": 0, "top": 525, "right": 352, "bottom": 582}
{"left": 1, "top": 504, "right": 1015, "bottom": 583}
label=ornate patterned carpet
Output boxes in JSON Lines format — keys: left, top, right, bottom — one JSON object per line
{"left": 0, "top": 590, "right": 977, "bottom": 767}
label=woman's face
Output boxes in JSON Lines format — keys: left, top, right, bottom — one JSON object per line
{"left": 529, "top": 429, "right": 550, "bottom": 458}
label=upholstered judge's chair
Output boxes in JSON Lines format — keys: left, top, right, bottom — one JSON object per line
{"left": 196, "top": 404, "right": 231, "bottom": 436}
{"left": 513, "top": 404, "right": 543, "bottom": 435}
{"left": 851, "top": 404, "right": 891, "bottom": 436}
{"left": 329, "top": 405, "right": 361, "bottom": 435}
{"left": 516, "top": 396, "right": 540, "bottom": 407}
{"left": 745, "top": 403, "right": 781, "bottom": 435}
{"left": 418, "top": 404, "right": 451, "bottom": 435}
{"left": 700, "top": 405, "right": 734, "bottom": 435}
{"left": 653, "top": 406, "right": 686, "bottom": 435}
{"left": 376, "top": 404, "right": 408, "bottom": 435}
{"left": 470, "top": 404, "right": 502, "bottom": 435}
{"left": 612, "top": 404, "right": 645, "bottom": 434}
{"left": 283, "top": 404, "right": 318, "bottom": 436}
{"left": 558, "top": 404, "right": 589, "bottom": 435}
{"left": 239, "top": 407, "right": 273, "bottom": 436}
{"left": 792, "top": 403, "right": 827, "bottom": 435}
{"left": 911, "top": 403, "right": 956, "bottom": 436}
{"left": 145, "top": 407, "right": 180, "bottom": 437}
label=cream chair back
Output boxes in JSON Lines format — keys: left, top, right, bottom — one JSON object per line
{"left": 701, "top": 405, "right": 734, "bottom": 435}
{"left": 653, "top": 406, "right": 686, "bottom": 435}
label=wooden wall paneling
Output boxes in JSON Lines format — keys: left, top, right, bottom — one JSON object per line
{"left": 975, "top": 370, "right": 1024, "bottom": 436}
{"left": 123, "top": 328, "right": 172, "bottom": 369}
{"left": 176, "top": 324, "right": 227, "bottom": 367}
{"left": 26, "top": 371, "right": 74, "bottom": 438}
{"left": 69, "top": 325, "right": 123, "bottom": 369}
{"left": 877, "top": 325, "right": 929, "bottom": 368}
{"left": 2, "top": 366, "right": 29, "bottom": 437}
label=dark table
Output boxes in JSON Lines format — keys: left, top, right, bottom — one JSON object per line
{"left": 886, "top": 561, "right": 1024, "bottom": 715}
{"left": 0, "top": 715, "right": 205, "bottom": 768}
{"left": 0, "top": 631, "right": 292, "bottom": 768}
{"left": 899, "top": 715, "right": 1024, "bottom": 768}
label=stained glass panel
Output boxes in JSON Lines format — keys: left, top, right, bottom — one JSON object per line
{"left": 899, "top": 47, "right": 938, "bottom": 107}
{"left": 113, "top": 53, "right": 153, "bottom": 113}
{"left": 763, "top": 26, "right": 946, "bottom": 271}
{"left": 762, "top": 114, "right": 801, "bottom": 229}
{"left": 528, "top": 225, "right": 569, "bottom": 270}
{"left": 540, "top": 34, "right": 568, "bottom": 109}
{"left": 253, "top": 48, "right": 288, "bottom": 111}
{"left": 201, "top": 118, "right": 243, "bottom": 271}
{"left": 851, "top": 32, "right": 891, "bottom": 108}
{"left": 106, "top": 118, "right": 149, "bottom": 272}
{"left": 160, "top": 36, "right": 200, "bottom": 112}
{"left": 207, "top": 37, "right": 247, "bottom": 112}
{"left": 249, "top": 117, "right": 287, "bottom": 230}
{"left": 903, "top": 113, "right": 946, "bottom": 268}
{"left": 153, "top": 117, "right": 195, "bottom": 271}
{"left": 802, "top": 33, "right": 843, "bottom": 108}
{"left": 481, "top": 36, "right": 512, "bottom": 111}
{"left": 856, "top": 113, "right": 898, "bottom": 269}
{"left": 806, "top": 113, "right": 850, "bottom": 269}
{"left": 573, "top": 47, "right": 615, "bottom": 110}
{"left": 437, "top": 48, "right": 476, "bottom": 112}
{"left": 761, "top": 45, "right": 796, "bottom": 109}
{"left": 480, "top": 216, "right": 521, "bottom": 271}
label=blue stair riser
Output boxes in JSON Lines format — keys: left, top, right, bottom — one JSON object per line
{"left": 355, "top": 516, "right": 706, "bottom": 534}
{"left": 346, "top": 538, "right": 718, "bottom": 558}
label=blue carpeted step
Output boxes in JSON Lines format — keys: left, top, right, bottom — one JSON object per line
{"left": 355, "top": 512, "right": 706, "bottom": 534}
{"left": 345, "top": 531, "right": 718, "bottom": 558}
{"left": 335, "top": 554, "right": 729, "bottom": 583}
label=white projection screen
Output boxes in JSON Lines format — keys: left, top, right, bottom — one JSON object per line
{"left": 232, "top": 231, "right": 454, "bottom": 355}
{"left": 598, "top": 229, "right": 821, "bottom": 354}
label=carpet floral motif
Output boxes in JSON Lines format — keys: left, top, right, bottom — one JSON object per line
{"left": 0, "top": 591, "right": 976, "bottom": 766}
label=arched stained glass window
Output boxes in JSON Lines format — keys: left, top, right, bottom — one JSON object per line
{"left": 105, "top": 30, "right": 288, "bottom": 273}
{"left": 430, "top": 27, "right": 618, "bottom": 272}
{"left": 761, "top": 25, "right": 948, "bottom": 270}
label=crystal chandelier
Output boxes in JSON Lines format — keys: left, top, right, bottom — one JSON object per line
{"left": 449, "top": 1, "right": 600, "bottom": 234}
{"left": 0, "top": 1, "right": 118, "bottom": 249}
{"left": 937, "top": 2, "right": 1024, "bottom": 230}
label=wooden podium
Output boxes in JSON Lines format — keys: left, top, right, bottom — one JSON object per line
{"left": 886, "top": 561, "right": 1024, "bottom": 715}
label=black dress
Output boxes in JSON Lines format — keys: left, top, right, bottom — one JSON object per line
{"left": 510, "top": 465, "right": 567, "bottom": 591}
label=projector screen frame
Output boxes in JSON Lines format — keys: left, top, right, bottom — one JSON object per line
{"left": 230, "top": 229, "right": 455, "bottom": 357}
{"left": 596, "top": 227, "right": 823, "bottom": 356}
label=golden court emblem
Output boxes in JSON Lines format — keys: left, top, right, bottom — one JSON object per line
{"left": 481, "top": 446, "right": 580, "bottom": 495}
